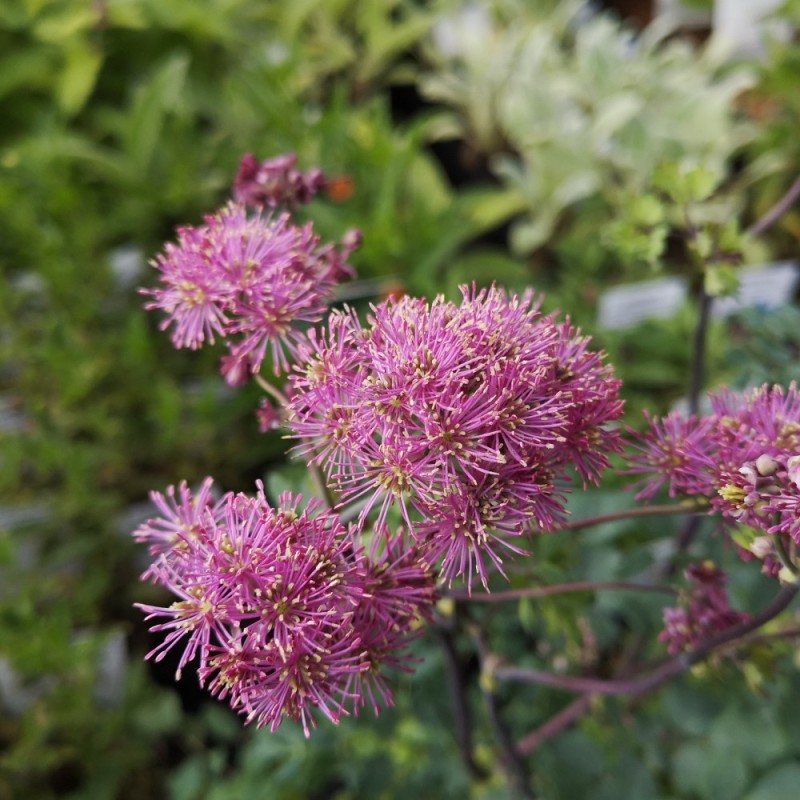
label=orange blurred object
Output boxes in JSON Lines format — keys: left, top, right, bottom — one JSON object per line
{"left": 326, "top": 175, "right": 356, "bottom": 202}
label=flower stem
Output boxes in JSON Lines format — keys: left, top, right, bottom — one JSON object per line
{"left": 516, "top": 695, "right": 593, "bottom": 756}
{"left": 432, "top": 610, "right": 489, "bottom": 781}
{"left": 688, "top": 290, "right": 712, "bottom": 417}
{"left": 471, "top": 623, "right": 536, "bottom": 800}
{"left": 747, "top": 174, "right": 800, "bottom": 238}
{"left": 775, "top": 533, "right": 800, "bottom": 578}
{"left": 494, "top": 584, "right": 799, "bottom": 696}
{"left": 556, "top": 503, "right": 700, "bottom": 533}
{"left": 448, "top": 581, "right": 677, "bottom": 604}
{"left": 253, "top": 372, "right": 289, "bottom": 407}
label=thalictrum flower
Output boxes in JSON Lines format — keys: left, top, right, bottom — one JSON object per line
{"left": 233, "top": 152, "right": 326, "bottom": 210}
{"left": 288, "top": 284, "right": 623, "bottom": 588}
{"left": 626, "top": 382, "right": 800, "bottom": 567}
{"left": 134, "top": 481, "right": 436, "bottom": 736}
{"left": 143, "top": 201, "right": 358, "bottom": 376}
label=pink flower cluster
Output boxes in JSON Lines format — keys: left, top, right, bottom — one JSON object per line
{"left": 627, "top": 383, "right": 800, "bottom": 564}
{"left": 233, "top": 152, "right": 326, "bottom": 210}
{"left": 660, "top": 562, "right": 748, "bottom": 654}
{"left": 143, "top": 201, "right": 358, "bottom": 379}
{"left": 287, "top": 285, "right": 624, "bottom": 588}
{"left": 136, "top": 154, "right": 629, "bottom": 735}
{"left": 134, "top": 479, "right": 436, "bottom": 736}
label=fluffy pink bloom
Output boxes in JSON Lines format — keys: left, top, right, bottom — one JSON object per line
{"left": 133, "top": 476, "right": 222, "bottom": 561}
{"left": 143, "top": 202, "right": 358, "bottom": 376}
{"left": 626, "top": 383, "right": 800, "bottom": 568}
{"left": 626, "top": 411, "right": 717, "bottom": 500}
{"left": 288, "top": 284, "right": 623, "bottom": 588}
{"left": 134, "top": 481, "right": 436, "bottom": 736}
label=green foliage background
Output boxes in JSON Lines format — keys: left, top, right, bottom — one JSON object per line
{"left": 2, "top": 1, "right": 800, "bottom": 798}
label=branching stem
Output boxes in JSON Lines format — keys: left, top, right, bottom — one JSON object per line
{"left": 747, "top": 174, "right": 800, "bottom": 238}
{"left": 494, "top": 584, "right": 798, "bottom": 697}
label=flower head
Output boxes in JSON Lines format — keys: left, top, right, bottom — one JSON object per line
{"left": 143, "top": 201, "right": 358, "bottom": 376}
{"left": 134, "top": 481, "right": 436, "bottom": 735}
{"left": 288, "top": 284, "right": 623, "bottom": 588}
{"left": 233, "top": 152, "right": 326, "bottom": 209}
{"left": 627, "top": 383, "right": 800, "bottom": 554}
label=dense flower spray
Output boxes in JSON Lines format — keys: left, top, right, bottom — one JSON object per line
{"left": 143, "top": 202, "right": 358, "bottom": 378}
{"left": 628, "top": 382, "right": 800, "bottom": 575}
{"left": 132, "top": 152, "right": 800, "bottom": 748}
{"left": 287, "top": 285, "right": 624, "bottom": 588}
{"left": 143, "top": 152, "right": 360, "bottom": 381}
{"left": 134, "top": 480, "right": 436, "bottom": 735}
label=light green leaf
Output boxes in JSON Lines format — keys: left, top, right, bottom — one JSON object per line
{"left": 705, "top": 264, "right": 740, "bottom": 297}
{"left": 57, "top": 41, "right": 103, "bottom": 116}
{"left": 745, "top": 763, "right": 800, "bottom": 800}
{"left": 459, "top": 187, "right": 528, "bottom": 233}
{"left": 123, "top": 53, "right": 190, "bottom": 172}
{"left": 33, "top": 5, "right": 97, "bottom": 42}
{"left": 593, "top": 93, "right": 642, "bottom": 137}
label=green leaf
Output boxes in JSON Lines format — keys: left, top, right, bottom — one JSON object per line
{"left": 33, "top": 5, "right": 97, "bottom": 42}
{"left": 57, "top": 41, "right": 103, "bottom": 116}
{"left": 704, "top": 263, "right": 740, "bottom": 297}
{"left": 631, "top": 194, "right": 665, "bottom": 227}
{"left": 459, "top": 187, "right": 528, "bottom": 234}
{"left": 745, "top": 763, "right": 800, "bottom": 800}
{"left": 684, "top": 166, "right": 719, "bottom": 203}
{"left": 123, "top": 52, "right": 190, "bottom": 172}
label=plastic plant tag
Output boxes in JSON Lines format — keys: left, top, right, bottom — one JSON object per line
{"left": 597, "top": 276, "right": 688, "bottom": 330}
{"left": 712, "top": 261, "right": 799, "bottom": 318}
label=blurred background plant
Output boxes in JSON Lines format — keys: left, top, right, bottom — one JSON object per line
{"left": 2, "top": 0, "right": 799, "bottom": 798}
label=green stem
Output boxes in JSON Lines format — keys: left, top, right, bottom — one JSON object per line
{"left": 774, "top": 533, "right": 800, "bottom": 578}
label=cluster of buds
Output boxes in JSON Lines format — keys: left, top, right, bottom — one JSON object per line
{"left": 660, "top": 562, "right": 748, "bottom": 654}
{"left": 233, "top": 152, "right": 326, "bottom": 209}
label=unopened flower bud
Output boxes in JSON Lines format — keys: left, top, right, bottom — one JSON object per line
{"left": 755, "top": 454, "right": 780, "bottom": 477}
{"left": 787, "top": 455, "right": 800, "bottom": 489}
{"left": 342, "top": 228, "right": 363, "bottom": 253}
{"left": 750, "top": 536, "right": 774, "bottom": 559}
